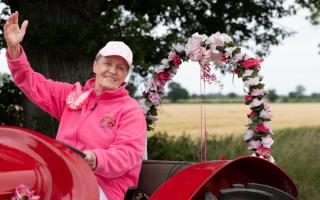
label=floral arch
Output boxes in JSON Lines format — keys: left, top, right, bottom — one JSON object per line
{"left": 139, "top": 32, "right": 275, "bottom": 163}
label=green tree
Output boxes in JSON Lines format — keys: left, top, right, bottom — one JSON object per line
{"left": 0, "top": 73, "right": 24, "bottom": 126}
{"left": 295, "top": 85, "right": 306, "bottom": 98}
{"left": 0, "top": 0, "right": 298, "bottom": 136}
{"left": 167, "top": 82, "right": 189, "bottom": 102}
{"left": 267, "top": 89, "right": 279, "bottom": 102}
{"left": 296, "top": 0, "right": 320, "bottom": 25}
{"left": 227, "top": 92, "right": 238, "bottom": 99}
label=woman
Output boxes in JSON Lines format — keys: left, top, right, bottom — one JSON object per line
{"left": 4, "top": 11, "right": 147, "bottom": 200}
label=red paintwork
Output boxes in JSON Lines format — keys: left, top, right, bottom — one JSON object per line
{"left": 150, "top": 156, "right": 298, "bottom": 200}
{"left": 0, "top": 126, "right": 99, "bottom": 200}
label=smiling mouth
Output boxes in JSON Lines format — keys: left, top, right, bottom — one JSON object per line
{"left": 104, "top": 76, "right": 116, "bottom": 82}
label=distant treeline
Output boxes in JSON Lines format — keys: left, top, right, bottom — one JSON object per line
{"left": 164, "top": 82, "right": 320, "bottom": 103}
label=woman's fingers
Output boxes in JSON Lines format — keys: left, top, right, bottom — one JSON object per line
{"left": 83, "top": 150, "right": 97, "bottom": 170}
{"left": 21, "top": 20, "right": 29, "bottom": 33}
{"left": 14, "top": 11, "right": 19, "bottom": 24}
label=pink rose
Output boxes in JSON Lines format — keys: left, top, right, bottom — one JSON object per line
{"left": 172, "top": 55, "right": 182, "bottom": 67}
{"left": 244, "top": 95, "right": 253, "bottom": 103}
{"left": 148, "top": 92, "right": 161, "bottom": 105}
{"left": 241, "top": 58, "right": 263, "bottom": 69}
{"left": 220, "top": 54, "right": 228, "bottom": 62}
{"left": 247, "top": 111, "right": 256, "bottom": 118}
{"left": 156, "top": 71, "right": 171, "bottom": 83}
{"left": 256, "top": 146, "right": 271, "bottom": 157}
{"left": 254, "top": 123, "right": 271, "bottom": 133}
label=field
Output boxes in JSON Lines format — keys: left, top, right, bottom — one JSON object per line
{"left": 152, "top": 103, "right": 320, "bottom": 137}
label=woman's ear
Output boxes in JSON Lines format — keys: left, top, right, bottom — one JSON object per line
{"left": 92, "top": 61, "right": 97, "bottom": 74}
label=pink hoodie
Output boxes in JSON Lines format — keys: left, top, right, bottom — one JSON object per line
{"left": 7, "top": 48, "right": 147, "bottom": 200}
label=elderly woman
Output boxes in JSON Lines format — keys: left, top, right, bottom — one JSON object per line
{"left": 4, "top": 11, "right": 146, "bottom": 200}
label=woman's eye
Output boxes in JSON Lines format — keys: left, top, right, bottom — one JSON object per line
{"left": 117, "top": 66, "right": 125, "bottom": 71}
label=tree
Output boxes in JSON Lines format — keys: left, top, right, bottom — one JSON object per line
{"left": 167, "top": 82, "right": 189, "bottom": 102}
{"left": 296, "top": 0, "right": 320, "bottom": 25}
{"left": 295, "top": 0, "right": 320, "bottom": 53}
{"left": 267, "top": 89, "right": 279, "bottom": 102}
{"left": 227, "top": 92, "right": 238, "bottom": 99}
{"left": 0, "top": 73, "right": 24, "bottom": 126}
{"left": 295, "top": 85, "right": 306, "bottom": 98}
{"left": 0, "top": 0, "right": 298, "bottom": 136}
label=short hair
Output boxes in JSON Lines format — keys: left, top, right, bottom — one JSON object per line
{"left": 95, "top": 54, "right": 102, "bottom": 61}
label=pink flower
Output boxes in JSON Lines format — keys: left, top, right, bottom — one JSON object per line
{"left": 172, "top": 55, "right": 182, "bottom": 67}
{"left": 241, "top": 58, "right": 263, "bottom": 69}
{"left": 156, "top": 71, "right": 171, "bottom": 83}
{"left": 244, "top": 95, "right": 253, "bottom": 103}
{"left": 12, "top": 184, "right": 40, "bottom": 200}
{"left": 248, "top": 140, "right": 261, "bottom": 150}
{"left": 251, "top": 88, "right": 265, "bottom": 96}
{"left": 148, "top": 92, "right": 161, "bottom": 105}
{"left": 262, "top": 135, "right": 274, "bottom": 148}
{"left": 256, "top": 146, "right": 271, "bottom": 157}
{"left": 220, "top": 54, "right": 228, "bottom": 62}
{"left": 247, "top": 111, "right": 256, "bottom": 118}
{"left": 185, "top": 33, "right": 207, "bottom": 61}
{"left": 260, "top": 109, "right": 272, "bottom": 120}
{"left": 254, "top": 123, "right": 271, "bottom": 133}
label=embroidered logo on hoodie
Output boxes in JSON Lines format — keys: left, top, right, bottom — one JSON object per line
{"left": 99, "top": 114, "right": 115, "bottom": 129}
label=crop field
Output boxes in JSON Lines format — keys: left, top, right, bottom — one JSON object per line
{"left": 152, "top": 103, "right": 320, "bottom": 138}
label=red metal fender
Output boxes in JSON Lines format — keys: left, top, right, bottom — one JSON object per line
{"left": 0, "top": 126, "right": 99, "bottom": 200}
{"left": 150, "top": 156, "right": 297, "bottom": 200}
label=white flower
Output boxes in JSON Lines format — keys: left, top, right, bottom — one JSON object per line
{"left": 234, "top": 53, "right": 245, "bottom": 63}
{"left": 268, "top": 155, "right": 275, "bottom": 163}
{"left": 251, "top": 88, "right": 265, "bottom": 96}
{"left": 248, "top": 140, "right": 261, "bottom": 150}
{"left": 154, "top": 64, "right": 169, "bottom": 73}
{"left": 206, "top": 32, "right": 232, "bottom": 46}
{"left": 139, "top": 99, "right": 151, "bottom": 114}
{"left": 243, "top": 69, "right": 254, "bottom": 77}
{"left": 249, "top": 98, "right": 264, "bottom": 108}
{"left": 244, "top": 77, "right": 260, "bottom": 88}
{"left": 260, "top": 109, "right": 272, "bottom": 120}
{"left": 263, "top": 102, "right": 271, "bottom": 111}
{"left": 251, "top": 153, "right": 258, "bottom": 157}
{"left": 225, "top": 47, "right": 236, "bottom": 57}
{"left": 262, "top": 135, "right": 274, "bottom": 148}
{"left": 161, "top": 58, "right": 169, "bottom": 65}
{"left": 145, "top": 78, "right": 156, "bottom": 91}
{"left": 173, "top": 43, "right": 185, "bottom": 53}
{"left": 243, "top": 130, "right": 254, "bottom": 141}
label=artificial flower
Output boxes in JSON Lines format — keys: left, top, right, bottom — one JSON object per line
{"left": 251, "top": 88, "right": 266, "bottom": 96}
{"left": 260, "top": 109, "right": 272, "bottom": 120}
{"left": 254, "top": 123, "right": 272, "bottom": 133}
{"left": 243, "top": 130, "right": 255, "bottom": 141}
{"left": 262, "top": 134, "right": 274, "bottom": 148}
{"left": 156, "top": 71, "right": 171, "bottom": 83}
{"left": 249, "top": 98, "right": 263, "bottom": 108}
{"left": 241, "top": 58, "right": 263, "bottom": 69}
{"left": 244, "top": 77, "right": 260, "bottom": 88}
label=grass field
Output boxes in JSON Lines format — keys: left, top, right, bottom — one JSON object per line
{"left": 148, "top": 126, "right": 320, "bottom": 200}
{"left": 152, "top": 103, "right": 320, "bottom": 137}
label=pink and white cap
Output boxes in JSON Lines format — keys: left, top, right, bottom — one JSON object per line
{"left": 97, "top": 41, "right": 133, "bottom": 67}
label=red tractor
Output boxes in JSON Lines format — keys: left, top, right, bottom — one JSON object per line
{"left": 0, "top": 126, "right": 297, "bottom": 200}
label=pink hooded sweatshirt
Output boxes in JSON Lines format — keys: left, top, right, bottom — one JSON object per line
{"left": 6, "top": 47, "right": 147, "bottom": 200}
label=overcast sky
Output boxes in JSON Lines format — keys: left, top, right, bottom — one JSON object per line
{"left": 1, "top": 7, "right": 319, "bottom": 95}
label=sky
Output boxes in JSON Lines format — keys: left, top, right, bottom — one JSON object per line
{"left": 1, "top": 7, "right": 320, "bottom": 96}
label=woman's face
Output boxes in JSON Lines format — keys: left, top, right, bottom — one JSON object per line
{"left": 93, "top": 55, "right": 129, "bottom": 93}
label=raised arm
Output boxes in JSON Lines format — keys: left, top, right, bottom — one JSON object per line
{"left": 3, "top": 11, "right": 28, "bottom": 59}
